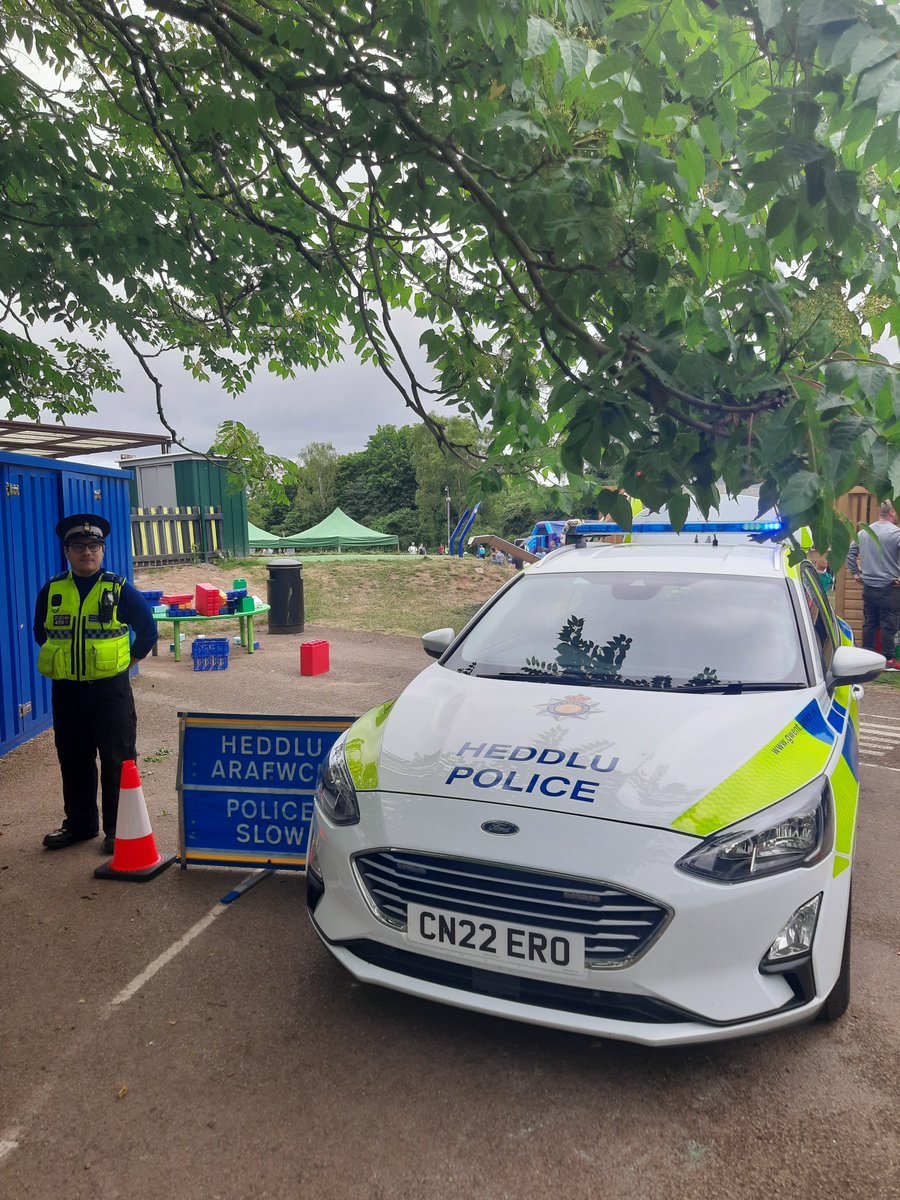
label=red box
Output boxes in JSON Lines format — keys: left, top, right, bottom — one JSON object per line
{"left": 195, "top": 583, "right": 221, "bottom": 615}
{"left": 161, "top": 593, "right": 192, "bottom": 605}
{"left": 300, "top": 640, "right": 329, "bottom": 676}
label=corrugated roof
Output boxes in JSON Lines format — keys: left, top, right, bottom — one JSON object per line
{"left": 0, "top": 419, "right": 171, "bottom": 459}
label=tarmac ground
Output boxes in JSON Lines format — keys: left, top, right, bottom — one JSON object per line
{"left": 1, "top": 624, "right": 898, "bottom": 1200}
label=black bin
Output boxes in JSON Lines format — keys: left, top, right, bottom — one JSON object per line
{"left": 266, "top": 560, "right": 304, "bottom": 634}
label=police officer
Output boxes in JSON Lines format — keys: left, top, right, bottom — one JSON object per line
{"left": 33, "top": 514, "right": 158, "bottom": 853}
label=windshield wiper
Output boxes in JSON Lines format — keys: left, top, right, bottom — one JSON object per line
{"left": 484, "top": 670, "right": 614, "bottom": 687}
{"left": 479, "top": 672, "right": 806, "bottom": 694}
{"left": 667, "top": 681, "right": 806, "bottom": 694}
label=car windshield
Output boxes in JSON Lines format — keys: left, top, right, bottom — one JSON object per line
{"left": 444, "top": 571, "right": 808, "bottom": 690}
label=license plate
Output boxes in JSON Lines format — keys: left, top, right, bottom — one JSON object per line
{"left": 406, "top": 903, "right": 585, "bottom": 975}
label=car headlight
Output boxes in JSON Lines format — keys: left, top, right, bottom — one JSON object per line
{"left": 676, "top": 777, "right": 834, "bottom": 883}
{"left": 316, "top": 736, "right": 359, "bottom": 825}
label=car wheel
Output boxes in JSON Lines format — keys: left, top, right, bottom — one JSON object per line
{"left": 818, "top": 888, "right": 851, "bottom": 1022}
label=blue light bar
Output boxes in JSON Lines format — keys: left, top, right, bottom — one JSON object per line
{"left": 571, "top": 520, "right": 787, "bottom": 535}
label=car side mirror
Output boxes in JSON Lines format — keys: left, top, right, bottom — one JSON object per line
{"left": 826, "top": 645, "right": 886, "bottom": 688}
{"left": 421, "top": 627, "right": 454, "bottom": 659}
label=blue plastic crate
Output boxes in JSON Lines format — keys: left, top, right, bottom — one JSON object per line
{"left": 191, "top": 637, "right": 230, "bottom": 671}
{"left": 141, "top": 590, "right": 164, "bottom": 602}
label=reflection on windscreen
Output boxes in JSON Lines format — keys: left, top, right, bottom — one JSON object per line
{"left": 445, "top": 572, "right": 807, "bottom": 690}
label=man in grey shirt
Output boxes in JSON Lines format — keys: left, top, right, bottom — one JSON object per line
{"left": 846, "top": 500, "right": 900, "bottom": 667}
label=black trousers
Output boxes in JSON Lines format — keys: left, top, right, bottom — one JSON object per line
{"left": 51, "top": 673, "right": 137, "bottom": 837}
{"left": 862, "top": 582, "right": 900, "bottom": 658}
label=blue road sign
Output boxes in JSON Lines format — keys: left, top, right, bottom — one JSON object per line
{"left": 177, "top": 712, "right": 355, "bottom": 870}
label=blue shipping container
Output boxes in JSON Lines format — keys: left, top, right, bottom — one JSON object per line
{"left": 0, "top": 452, "right": 135, "bottom": 757}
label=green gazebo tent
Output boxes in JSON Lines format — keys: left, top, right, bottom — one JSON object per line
{"left": 248, "top": 521, "right": 282, "bottom": 549}
{"left": 276, "top": 507, "right": 398, "bottom": 551}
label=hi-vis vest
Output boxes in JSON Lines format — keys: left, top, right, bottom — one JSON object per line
{"left": 38, "top": 572, "right": 131, "bottom": 682}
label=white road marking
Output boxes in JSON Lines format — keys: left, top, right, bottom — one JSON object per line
{"left": 108, "top": 903, "right": 227, "bottom": 1009}
{"left": 0, "top": 908, "right": 228, "bottom": 1169}
{"left": 858, "top": 717, "right": 900, "bottom": 765}
{"left": 863, "top": 761, "right": 900, "bottom": 773}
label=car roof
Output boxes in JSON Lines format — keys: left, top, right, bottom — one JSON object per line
{"left": 529, "top": 541, "right": 789, "bottom": 579}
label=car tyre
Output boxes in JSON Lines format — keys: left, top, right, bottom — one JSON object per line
{"left": 818, "top": 888, "right": 851, "bottom": 1022}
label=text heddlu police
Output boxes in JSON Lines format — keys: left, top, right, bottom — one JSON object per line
{"left": 210, "top": 733, "right": 324, "bottom": 782}
{"left": 445, "top": 741, "right": 619, "bottom": 805}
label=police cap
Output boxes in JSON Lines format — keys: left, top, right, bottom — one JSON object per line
{"left": 56, "top": 513, "right": 111, "bottom": 543}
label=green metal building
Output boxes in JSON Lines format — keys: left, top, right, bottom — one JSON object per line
{"left": 120, "top": 452, "right": 249, "bottom": 558}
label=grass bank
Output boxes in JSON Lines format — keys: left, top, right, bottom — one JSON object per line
{"left": 136, "top": 554, "right": 516, "bottom": 638}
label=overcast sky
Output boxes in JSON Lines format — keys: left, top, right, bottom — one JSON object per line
{"left": 10, "top": 312, "right": 440, "bottom": 469}
{"left": 10, "top": 318, "right": 898, "bottom": 473}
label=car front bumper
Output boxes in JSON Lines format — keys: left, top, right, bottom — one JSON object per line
{"left": 306, "top": 793, "right": 850, "bottom": 1047}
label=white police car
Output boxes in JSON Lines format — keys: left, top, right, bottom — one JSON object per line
{"left": 306, "top": 523, "right": 884, "bottom": 1046}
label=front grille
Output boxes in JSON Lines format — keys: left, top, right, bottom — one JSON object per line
{"left": 341, "top": 940, "right": 695, "bottom": 1024}
{"left": 353, "top": 849, "right": 670, "bottom": 968}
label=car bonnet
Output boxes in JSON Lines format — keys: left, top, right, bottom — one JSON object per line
{"left": 356, "top": 665, "right": 845, "bottom": 836}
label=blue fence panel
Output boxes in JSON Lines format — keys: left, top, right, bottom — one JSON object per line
{"left": 0, "top": 452, "right": 135, "bottom": 758}
{"left": 0, "top": 462, "right": 59, "bottom": 752}
{"left": 60, "top": 467, "right": 134, "bottom": 578}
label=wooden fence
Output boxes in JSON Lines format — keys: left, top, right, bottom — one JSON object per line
{"left": 131, "top": 507, "right": 224, "bottom": 566}
{"left": 834, "top": 487, "right": 878, "bottom": 646}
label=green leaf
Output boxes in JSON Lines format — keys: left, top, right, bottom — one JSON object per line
{"left": 635, "top": 250, "right": 661, "bottom": 283}
{"left": 757, "top": 0, "right": 783, "bottom": 32}
{"left": 558, "top": 36, "right": 589, "bottom": 79}
{"left": 823, "top": 169, "right": 858, "bottom": 215}
{"left": 850, "top": 36, "right": 895, "bottom": 78}
{"left": 697, "top": 116, "right": 721, "bottom": 160}
{"left": 876, "top": 78, "right": 900, "bottom": 119}
{"left": 598, "top": 489, "right": 635, "bottom": 530}
{"left": 766, "top": 196, "right": 797, "bottom": 240}
{"left": 560, "top": 436, "right": 586, "bottom": 477}
{"left": 676, "top": 140, "right": 705, "bottom": 192}
{"left": 779, "top": 470, "right": 824, "bottom": 520}
{"left": 856, "top": 364, "right": 889, "bottom": 398}
{"left": 856, "top": 59, "right": 900, "bottom": 107}
{"left": 863, "top": 118, "right": 899, "bottom": 167}
{"left": 841, "top": 102, "right": 877, "bottom": 150}
{"left": 525, "top": 16, "right": 556, "bottom": 59}
{"left": 798, "top": 0, "right": 856, "bottom": 29}
{"left": 667, "top": 493, "right": 690, "bottom": 531}
{"left": 816, "top": 392, "right": 856, "bottom": 415}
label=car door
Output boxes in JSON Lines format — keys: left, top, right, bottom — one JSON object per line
{"left": 799, "top": 563, "right": 858, "bottom": 873}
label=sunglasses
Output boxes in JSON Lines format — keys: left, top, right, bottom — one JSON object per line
{"left": 67, "top": 541, "right": 104, "bottom": 553}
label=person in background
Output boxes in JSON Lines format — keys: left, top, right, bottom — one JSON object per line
{"left": 33, "top": 514, "right": 158, "bottom": 853}
{"left": 417, "top": 543, "right": 426, "bottom": 555}
{"left": 407, "top": 541, "right": 417, "bottom": 554}
{"left": 846, "top": 500, "right": 900, "bottom": 669}
{"left": 812, "top": 552, "right": 834, "bottom": 595}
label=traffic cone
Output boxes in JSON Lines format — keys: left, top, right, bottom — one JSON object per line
{"left": 94, "top": 760, "right": 175, "bottom": 882}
